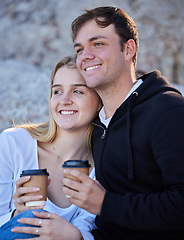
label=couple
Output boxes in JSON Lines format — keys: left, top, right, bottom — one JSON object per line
{"left": 1, "top": 6, "right": 184, "bottom": 240}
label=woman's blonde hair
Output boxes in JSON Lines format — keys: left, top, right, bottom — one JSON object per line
{"left": 16, "top": 56, "right": 95, "bottom": 147}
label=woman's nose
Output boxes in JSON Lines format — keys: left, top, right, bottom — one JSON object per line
{"left": 59, "top": 94, "right": 73, "bottom": 105}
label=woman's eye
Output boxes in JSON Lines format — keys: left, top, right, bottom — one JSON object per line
{"left": 74, "top": 89, "right": 83, "bottom": 94}
{"left": 53, "top": 89, "right": 62, "bottom": 95}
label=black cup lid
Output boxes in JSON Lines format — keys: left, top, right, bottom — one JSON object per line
{"left": 20, "top": 169, "right": 49, "bottom": 177}
{"left": 62, "top": 160, "right": 91, "bottom": 168}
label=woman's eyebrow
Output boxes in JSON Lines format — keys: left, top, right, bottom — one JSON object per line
{"left": 52, "top": 84, "right": 61, "bottom": 88}
{"left": 52, "top": 84, "right": 88, "bottom": 88}
{"left": 73, "top": 84, "right": 87, "bottom": 87}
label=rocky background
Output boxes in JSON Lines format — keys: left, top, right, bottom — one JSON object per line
{"left": 0, "top": 0, "right": 184, "bottom": 132}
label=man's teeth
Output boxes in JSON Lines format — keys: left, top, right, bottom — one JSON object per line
{"left": 85, "top": 65, "right": 100, "bottom": 71}
{"left": 60, "top": 110, "right": 75, "bottom": 115}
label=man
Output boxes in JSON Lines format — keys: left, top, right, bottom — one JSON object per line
{"left": 62, "top": 6, "right": 184, "bottom": 239}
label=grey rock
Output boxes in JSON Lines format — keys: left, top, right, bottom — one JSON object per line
{"left": 0, "top": 0, "right": 184, "bottom": 132}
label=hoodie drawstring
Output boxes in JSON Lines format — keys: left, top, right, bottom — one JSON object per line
{"left": 127, "top": 91, "right": 138, "bottom": 180}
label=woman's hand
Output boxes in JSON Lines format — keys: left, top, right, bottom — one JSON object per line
{"left": 13, "top": 176, "right": 44, "bottom": 216}
{"left": 11, "top": 211, "right": 82, "bottom": 240}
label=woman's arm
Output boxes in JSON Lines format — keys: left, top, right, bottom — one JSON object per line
{"left": 0, "top": 131, "right": 16, "bottom": 227}
{"left": 0, "top": 129, "right": 43, "bottom": 227}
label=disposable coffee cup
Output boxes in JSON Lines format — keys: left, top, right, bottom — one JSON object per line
{"left": 62, "top": 160, "right": 91, "bottom": 182}
{"left": 20, "top": 169, "right": 49, "bottom": 207}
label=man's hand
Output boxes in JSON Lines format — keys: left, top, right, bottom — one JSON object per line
{"left": 62, "top": 169, "right": 106, "bottom": 215}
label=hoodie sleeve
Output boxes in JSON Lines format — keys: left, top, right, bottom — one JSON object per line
{"left": 71, "top": 169, "right": 96, "bottom": 240}
{"left": 99, "top": 105, "right": 184, "bottom": 231}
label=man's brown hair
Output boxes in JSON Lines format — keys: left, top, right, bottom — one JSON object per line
{"left": 71, "top": 6, "right": 139, "bottom": 68}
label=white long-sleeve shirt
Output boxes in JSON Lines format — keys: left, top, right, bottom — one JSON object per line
{"left": 0, "top": 127, "right": 95, "bottom": 240}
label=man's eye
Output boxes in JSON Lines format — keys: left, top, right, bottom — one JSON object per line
{"left": 95, "top": 42, "right": 104, "bottom": 47}
{"left": 76, "top": 48, "right": 83, "bottom": 55}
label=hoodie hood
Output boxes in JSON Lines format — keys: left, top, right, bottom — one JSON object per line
{"left": 132, "top": 70, "right": 182, "bottom": 105}
{"left": 93, "top": 70, "right": 183, "bottom": 181}
{"left": 119, "top": 70, "right": 182, "bottom": 179}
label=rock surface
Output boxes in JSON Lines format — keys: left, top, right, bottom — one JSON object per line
{"left": 0, "top": 0, "right": 184, "bottom": 132}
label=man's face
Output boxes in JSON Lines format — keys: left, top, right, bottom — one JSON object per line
{"left": 74, "top": 20, "right": 127, "bottom": 91}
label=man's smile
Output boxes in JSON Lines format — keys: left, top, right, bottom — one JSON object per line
{"left": 84, "top": 64, "right": 102, "bottom": 72}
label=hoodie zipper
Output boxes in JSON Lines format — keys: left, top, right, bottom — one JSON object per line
{"left": 92, "top": 123, "right": 107, "bottom": 139}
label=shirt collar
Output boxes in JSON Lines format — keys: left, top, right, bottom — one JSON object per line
{"left": 99, "top": 79, "right": 143, "bottom": 127}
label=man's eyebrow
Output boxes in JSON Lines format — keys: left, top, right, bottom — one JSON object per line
{"left": 74, "top": 36, "right": 109, "bottom": 48}
{"left": 89, "top": 36, "right": 109, "bottom": 41}
{"left": 74, "top": 43, "right": 82, "bottom": 48}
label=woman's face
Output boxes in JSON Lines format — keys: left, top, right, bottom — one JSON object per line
{"left": 50, "top": 66, "right": 100, "bottom": 132}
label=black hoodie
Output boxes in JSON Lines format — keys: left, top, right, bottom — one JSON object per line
{"left": 92, "top": 70, "right": 184, "bottom": 239}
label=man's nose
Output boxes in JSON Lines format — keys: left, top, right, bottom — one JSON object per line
{"left": 80, "top": 48, "right": 95, "bottom": 61}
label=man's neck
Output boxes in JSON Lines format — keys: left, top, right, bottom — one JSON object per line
{"left": 99, "top": 79, "right": 137, "bottom": 119}
{"left": 99, "top": 79, "right": 143, "bottom": 126}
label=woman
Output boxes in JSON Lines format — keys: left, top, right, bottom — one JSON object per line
{"left": 0, "top": 56, "right": 101, "bottom": 240}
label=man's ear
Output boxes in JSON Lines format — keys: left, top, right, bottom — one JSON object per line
{"left": 124, "top": 39, "right": 136, "bottom": 62}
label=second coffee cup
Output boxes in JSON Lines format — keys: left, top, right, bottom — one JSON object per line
{"left": 20, "top": 169, "right": 49, "bottom": 207}
{"left": 62, "top": 160, "right": 91, "bottom": 182}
